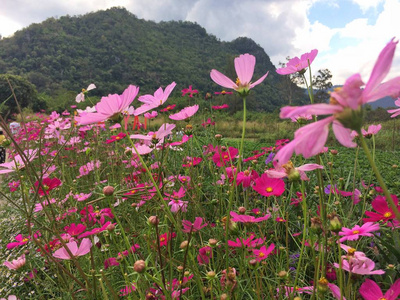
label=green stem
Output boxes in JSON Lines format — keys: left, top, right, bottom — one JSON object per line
{"left": 358, "top": 132, "right": 400, "bottom": 222}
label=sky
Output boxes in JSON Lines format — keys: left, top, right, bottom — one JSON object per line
{"left": 0, "top": 0, "right": 399, "bottom": 85}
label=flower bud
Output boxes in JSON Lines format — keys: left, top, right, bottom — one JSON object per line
{"left": 148, "top": 216, "right": 159, "bottom": 226}
{"left": 238, "top": 207, "right": 246, "bottom": 214}
{"left": 209, "top": 238, "right": 218, "bottom": 246}
{"left": 106, "top": 223, "right": 115, "bottom": 232}
{"left": 328, "top": 212, "right": 342, "bottom": 233}
{"left": 215, "top": 134, "right": 222, "bottom": 140}
{"left": 180, "top": 241, "right": 189, "bottom": 249}
{"left": 330, "top": 149, "right": 338, "bottom": 155}
{"left": 317, "top": 277, "right": 329, "bottom": 294}
{"left": 207, "top": 271, "right": 216, "bottom": 279}
{"left": 133, "top": 260, "right": 146, "bottom": 273}
{"left": 103, "top": 186, "right": 114, "bottom": 196}
{"left": 310, "top": 217, "right": 323, "bottom": 235}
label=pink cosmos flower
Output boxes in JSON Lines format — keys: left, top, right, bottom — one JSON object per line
{"left": 3, "top": 254, "right": 26, "bottom": 270}
{"left": 169, "top": 135, "right": 192, "bottom": 146}
{"left": 266, "top": 161, "right": 323, "bottom": 180}
{"left": 0, "top": 295, "right": 18, "bottom": 300}
{"left": 230, "top": 211, "right": 270, "bottom": 223}
{"left": 75, "top": 85, "right": 139, "bottom": 125}
{"left": 130, "top": 123, "right": 176, "bottom": 145}
{"left": 34, "top": 177, "right": 62, "bottom": 196}
{"left": 236, "top": 169, "right": 259, "bottom": 188}
{"left": 210, "top": 53, "right": 269, "bottom": 96}
{"left": 197, "top": 246, "right": 212, "bottom": 265}
{"left": 64, "top": 223, "right": 87, "bottom": 236}
{"left": 334, "top": 245, "right": 385, "bottom": 275}
{"left": 182, "top": 156, "right": 202, "bottom": 167}
{"left": 169, "top": 104, "right": 199, "bottom": 121}
{"left": 363, "top": 195, "right": 400, "bottom": 224}
{"left": 0, "top": 149, "right": 37, "bottom": 174}
{"left": 80, "top": 205, "right": 114, "bottom": 226}
{"left": 201, "top": 118, "right": 215, "bottom": 127}
{"left": 74, "top": 192, "right": 92, "bottom": 202}
{"left": 138, "top": 82, "right": 176, "bottom": 107}
{"left": 105, "top": 132, "right": 126, "bottom": 143}
{"left": 212, "top": 147, "right": 238, "bottom": 167}
{"left": 168, "top": 199, "right": 188, "bottom": 213}
{"left": 214, "top": 90, "right": 233, "bottom": 95}
{"left": 359, "top": 278, "right": 400, "bottom": 300}
{"left": 252, "top": 174, "right": 285, "bottom": 197}
{"left": 252, "top": 244, "right": 275, "bottom": 262}
{"left": 182, "top": 217, "right": 208, "bottom": 233}
{"left": 53, "top": 238, "right": 92, "bottom": 260}
{"left": 338, "top": 222, "right": 380, "bottom": 242}
{"left": 158, "top": 232, "right": 176, "bottom": 247}
{"left": 228, "top": 235, "right": 265, "bottom": 248}
{"left": 212, "top": 104, "right": 229, "bottom": 110}
{"left": 361, "top": 124, "right": 382, "bottom": 138}
{"left": 181, "top": 85, "right": 198, "bottom": 98}
{"left": 275, "top": 38, "right": 400, "bottom": 165}
{"left": 8, "top": 180, "right": 20, "bottom": 192}
{"left": 276, "top": 49, "right": 318, "bottom": 75}
{"left": 120, "top": 284, "right": 137, "bottom": 297}
{"left": 144, "top": 111, "right": 158, "bottom": 119}
{"left": 78, "top": 221, "right": 116, "bottom": 238}
{"left": 76, "top": 83, "right": 96, "bottom": 103}
{"left": 388, "top": 98, "right": 400, "bottom": 118}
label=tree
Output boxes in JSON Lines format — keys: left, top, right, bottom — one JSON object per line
{"left": 312, "top": 69, "right": 332, "bottom": 103}
{"left": 0, "top": 74, "right": 45, "bottom": 118}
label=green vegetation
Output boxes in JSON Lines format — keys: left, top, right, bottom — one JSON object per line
{"left": 0, "top": 7, "right": 306, "bottom": 114}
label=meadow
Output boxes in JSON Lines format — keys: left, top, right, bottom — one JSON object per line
{"left": 0, "top": 41, "right": 400, "bottom": 300}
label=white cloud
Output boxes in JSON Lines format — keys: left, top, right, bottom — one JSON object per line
{"left": 351, "top": 0, "right": 385, "bottom": 13}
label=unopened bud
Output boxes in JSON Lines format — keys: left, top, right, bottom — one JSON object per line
{"left": 238, "top": 207, "right": 246, "bottom": 214}
{"left": 207, "top": 271, "right": 216, "bottom": 279}
{"left": 328, "top": 212, "right": 342, "bottom": 233}
{"left": 330, "top": 149, "right": 338, "bottom": 155}
{"left": 148, "top": 216, "right": 159, "bottom": 226}
{"left": 106, "top": 223, "right": 115, "bottom": 232}
{"left": 209, "top": 238, "right": 218, "bottom": 246}
{"left": 103, "top": 186, "right": 114, "bottom": 196}
{"left": 215, "top": 134, "right": 222, "bottom": 140}
{"left": 133, "top": 260, "right": 146, "bottom": 273}
{"left": 180, "top": 241, "right": 189, "bottom": 249}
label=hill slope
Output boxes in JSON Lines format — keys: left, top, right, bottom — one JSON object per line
{"left": 0, "top": 7, "right": 305, "bottom": 112}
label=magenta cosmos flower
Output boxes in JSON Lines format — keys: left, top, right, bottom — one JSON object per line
{"left": 338, "top": 222, "right": 380, "bottom": 242}
{"left": 181, "top": 85, "right": 198, "bottom": 98}
{"left": 169, "top": 104, "right": 199, "bottom": 121}
{"left": 182, "top": 217, "right": 208, "bottom": 233}
{"left": 76, "top": 85, "right": 139, "bottom": 125}
{"left": 252, "top": 243, "right": 275, "bottom": 262}
{"left": 360, "top": 278, "right": 400, "bottom": 300}
{"left": 230, "top": 211, "right": 270, "bottom": 223}
{"left": 53, "top": 238, "right": 92, "bottom": 260}
{"left": 276, "top": 49, "right": 318, "bottom": 75}
{"left": 252, "top": 174, "right": 285, "bottom": 197}
{"left": 266, "top": 161, "right": 323, "bottom": 180}
{"left": 210, "top": 53, "right": 269, "bottom": 96}
{"left": 275, "top": 38, "right": 400, "bottom": 165}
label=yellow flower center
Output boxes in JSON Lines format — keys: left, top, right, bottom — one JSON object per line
{"left": 160, "top": 237, "right": 165, "bottom": 242}
{"left": 235, "top": 78, "right": 241, "bottom": 86}
{"left": 244, "top": 170, "right": 250, "bottom": 176}
{"left": 22, "top": 238, "right": 29, "bottom": 243}
{"left": 347, "top": 248, "right": 356, "bottom": 255}
{"left": 266, "top": 187, "right": 273, "bottom": 193}
{"left": 258, "top": 252, "right": 265, "bottom": 257}
{"left": 384, "top": 212, "right": 392, "bottom": 218}
{"left": 352, "top": 230, "right": 360, "bottom": 234}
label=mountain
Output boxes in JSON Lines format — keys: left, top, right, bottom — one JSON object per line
{"left": 0, "top": 7, "right": 305, "bottom": 112}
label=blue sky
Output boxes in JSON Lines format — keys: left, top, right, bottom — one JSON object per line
{"left": 0, "top": 0, "right": 399, "bottom": 85}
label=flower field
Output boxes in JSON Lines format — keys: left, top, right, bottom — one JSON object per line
{"left": 0, "top": 38, "right": 400, "bottom": 300}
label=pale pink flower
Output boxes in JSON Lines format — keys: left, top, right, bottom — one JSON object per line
{"left": 0, "top": 149, "right": 37, "bottom": 174}
{"left": 130, "top": 123, "right": 176, "bottom": 145}
{"left": 144, "top": 111, "right": 158, "bottom": 119}
{"left": 0, "top": 295, "right": 18, "bottom": 300}
{"left": 266, "top": 161, "right": 323, "bottom": 180}
{"left": 169, "top": 104, "right": 199, "bottom": 121}
{"left": 76, "top": 83, "right": 96, "bottom": 103}
{"left": 3, "top": 254, "right": 26, "bottom": 270}
{"left": 361, "top": 124, "right": 382, "bottom": 137}
{"left": 338, "top": 222, "right": 380, "bottom": 242}
{"left": 168, "top": 199, "right": 188, "bottom": 213}
{"left": 76, "top": 85, "right": 139, "bottom": 125}
{"left": 360, "top": 278, "right": 400, "bottom": 300}
{"left": 276, "top": 38, "right": 400, "bottom": 165}
{"left": 138, "top": 82, "right": 176, "bottom": 107}
{"left": 276, "top": 50, "right": 318, "bottom": 75}
{"left": 53, "top": 238, "right": 92, "bottom": 259}
{"left": 210, "top": 53, "right": 269, "bottom": 96}
{"left": 388, "top": 98, "right": 400, "bottom": 118}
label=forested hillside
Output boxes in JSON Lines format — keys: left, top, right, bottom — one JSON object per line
{"left": 0, "top": 7, "right": 306, "bottom": 112}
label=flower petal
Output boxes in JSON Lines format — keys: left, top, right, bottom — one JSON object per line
{"left": 210, "top": 69, "right": 237, "bottom": 90}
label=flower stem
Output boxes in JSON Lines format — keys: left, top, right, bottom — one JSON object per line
{"left": 358, "top": 131, "right": 400, "bottom": 222}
